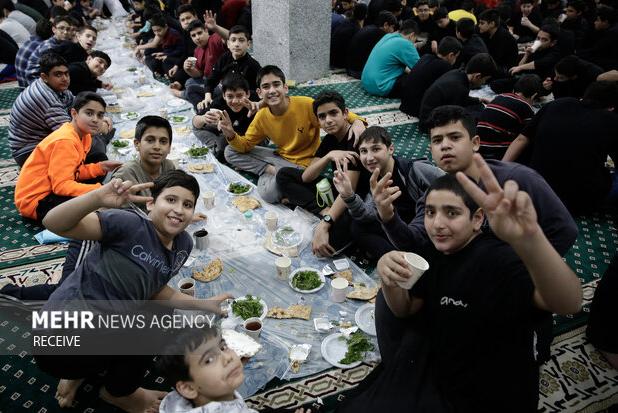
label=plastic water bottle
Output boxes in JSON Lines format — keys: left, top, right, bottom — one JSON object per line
{"left": 316, "top": 178, "right": 335, "bottom": 207}
{"left": 243, "top": 210, "right": 262, "bottom": 233}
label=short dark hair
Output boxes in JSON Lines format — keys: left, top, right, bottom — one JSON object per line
{"left": 135, "top": 115, "right": 173, "bottom": 143}
{"left": 257, "top": 65, "right": 285, "bottom": 87}
{"left": 78, "top": 24, "right": 97, "bottom": 34}
{"left": 35, "top": 19, "right": 54, "bottom": 39}
{"left": 478, "top": 9, "right": 500, "bottom": 26}
{"left": 582, "top": 81, "right": 618, "bottom": 109}
{"left": 376, "top": 10, "right": 398, "bottom": 27}
{"left": 312, "top": 90, "right": 346, "bottom": 115}
{"left": 461, "top": 0, "right": 475, "bottom": 11}
{"left": 0, "top": 0, "right": 15, "bottom": 13}
{"left": 358, "top": 126, "right": 393, "bottom": 147}
{"left": 221, "top": 72, "right": 250, "bottom": 93}
{"left": 539, "top": 24, "right": 559, "bottom": 41}
{"left": 520, "top": 0, "right": 535, "bottom": 5}
{"left": 456, "top": 17, "right": 476, "bottom": 39}
{"left": 157, "top": 327, "right": 219, "bottom": 386}
{"left": 399, "top": 19, "right": 419, "bottom": 35}
{"left": 176, "top": 4, "right": 196, "bottom": 16}
{"left": 54, "top": 15, "right": 79, "bottom": 27}
{"left": 151, "top": 169, "right": 200, "bottom": 202}
{"left": 513, "top": 74, "right": 542, "bottom": 98}
{"left": 353, "top": 2, "right": 368, "bottom": 20}
{"left": 186, "top": 19, "right": 205, "bottom": 33}
{"left": 415, "top": 0, "right": 430, "bottom": 7}
{"left": 426, "top": 105, "right": 477, "bottom": 137}
{"left": 554, "top": 55, "right": 581, "bottom": 77}
{"left": 50, "top": 5, "right": 68, "bottom": 17}
{"left": 149, "top": 13, "right": 167, "bottom": 28}
{"left": 433, "top": 7, "right": 449, "bottom": 20}
{"left": 427, "top": 173, "right": 479, "bottom": 217}
{"left": 596, "top": 5, "right": 616, "bottom": 24}
{"left": 89, "top": 50, "right": 111, "bottom": 68}
{"left": 437, "top": 36, "right": 462, "bottom": 56}
{"left": 465, "top": 53, "right": 497, "bottom": 77}
{"left": 229, "top": 24, "right": 251, "bottom": 40}
{"left": 72, "top": 91, "right": 106, "bottom": 111}
{"left": 39, "top": 52, "right": 68, "bottom": 74}
{"left": 566, "top": 0, "right": 586, "bottom": 13}
{"left": 383, "top": 0, "right": 403, "bottom": 13}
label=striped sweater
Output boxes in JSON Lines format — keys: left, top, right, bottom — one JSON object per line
{"left": 476, "top": 93, "right": 534, "bottom": 160}
{"left": 8, "top": 78, "right": 74, "bottom": 161}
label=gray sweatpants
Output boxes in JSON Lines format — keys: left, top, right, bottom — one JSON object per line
{"left": 224, "top": 145, "right": 302, "bottom": 203}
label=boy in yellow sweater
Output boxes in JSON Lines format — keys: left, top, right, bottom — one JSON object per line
{"left": 14, "top": 92, "right": 121, "bottom": 222}
{"left": 218, "top": 65, "right": 365, "bottom": 203}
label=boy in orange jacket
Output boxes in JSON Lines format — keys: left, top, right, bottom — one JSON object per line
{"left": 14, "top": 91, "right": 121, "bottom": 222}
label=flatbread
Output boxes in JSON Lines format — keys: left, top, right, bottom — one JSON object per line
{"left": 267, "top": 304, "right": 311, "bottom": 320}
{"left": 334, "top": 269, "right": 353, "bottom": 282}
{"left": 192, "top": 258, "right": 223, "bottom": 282}
{"left": 136, "top": 91, "right": 155, "bottom": 97}
{"left": 346, "top": 283, "right": 379, "bottom": 301}
{"left": 119, "top": 129, "right": 134, "bottom": 139}
{"left": 232, "top": 196, "right": 261, "bottom": 213}
{"left": 174, "top": 126, "right": 191, "bottom": 135}
{"left": 107, "top": 105, "right": 122, "bottom": 113}
{"left": 187, "top": 163, "right": 214, "bottom": 173}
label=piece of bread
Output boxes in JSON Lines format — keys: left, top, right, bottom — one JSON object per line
{"left": 192, "top": 258, "right": 223, "bottom": 282}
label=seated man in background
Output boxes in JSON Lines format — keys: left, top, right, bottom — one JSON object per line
{"left": 478, "top": 9, "right": 518, "bottom": 75}
{"left": 137, "top": 14, "right": 184, "bottom": 78}
{"left": 68, "top": 50, "right": 112, "bottom": 94}
{"left": 361, "top": 19, "right": 420, "bottom": 98}
{"left": 346, "top": 10, "right": 397, "bottom": 79}
{"left": 509, "top": 24, "right": 562, "bottom": 80}
{"left": 52, "top": 24, "right": 98, "bottom": 63}
{"left": 454, "top": 18, "right": 488, "bottom": 68}
{"left": 399, "top": 36, "right": 461, "bottom": 117}
{"left": 419, "top": 53, "right": 496, "bottom": 130}
{"left": 14, "top": 19, "right": 53, "bottom": 88}
{"left": 542, "top": 55, "right": 604, "bottom": 99}
{"left": 577, "top": 5, "right": 618, "bottom": 71}
{"left": 503, "top": 81, "right": 618, "bottom": 215}
{"left": 192, "top": 73, "right": 254, "bottom": 161}
{"left": 477, "top": 74, "right": 542, "bottom": 160}
{"left": 9, "top": 52, "right": 74, "bottom": 166}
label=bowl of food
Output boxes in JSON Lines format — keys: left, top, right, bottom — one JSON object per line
{"left": 186, "top": 146, "right": 209, "bottom": 158}
{"left": 111, "top": 140, "right": 129, "bottom": 148}
{"left": 231, "top": 294, "right": 267, "bottom": 320}
{"left": 271, "top": 226, "right": 303, "bottom": 249}
{"left": 289, "top": 267, "right": 325, "bottom": 293}
{"left": 170, "top": 114, "right": 188, "bottom": 124}
{"left": 120, "top": 111, "right": 139, "bottom": 121}
{"left": 227, "top": 181, "right": 252, "bottom": 196}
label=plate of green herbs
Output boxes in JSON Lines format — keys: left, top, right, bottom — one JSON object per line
{"left": 272, "top": 226, "right": 303, "bottom": 249}
{"left": 321, "top": 331, "right": 374, "bottom": 369}
{"left": 231, "top": 294, "right": 267, "bottom": 320}
{"left": 170, "top": 115, "right": 188, "bottom": 124}
{"left": 111, "top": 140, "right": 129, "bottom": 148}
{"left": 227, "top": 181, "right": 252, "bottom": 196}
{"left": 289, "top": 267, "right": 325, "bottom": 293}
{"left": 186, "top": 146, "right": 209, "bottom": 157}
{"left": 120, "top": 111, "right": 139, "bottom": 121}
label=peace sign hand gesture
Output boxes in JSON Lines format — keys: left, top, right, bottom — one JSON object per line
{"left": 455, "top": 154, "right": 540, "bottom": 246}
{"left": 333, "top": 158, "right": 354, "bottom": 198}
{"left": 97, "top": 179, "right": 154, "bottom": 210}
{"left": 370, "top": 168, "right": 401, "bottom": 222}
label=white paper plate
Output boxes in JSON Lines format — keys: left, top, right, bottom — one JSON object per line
{"left": 321, "top": 333, "right": 362, "bottom": 369}
{"left": 230, "top": 295, "right": 268, "bottom": 320}
{"left": 167, "top": 98, "right": 186, "bottom": 107}
{"left": 355, "top": 303, "right": 376, "bottom": 336}
{"left": 226, "top": 182, "right": 253, "bottom": 196}
{"left": 289, "top": 267, "right": 325, "bottom": 294}
{"left": 272, "top": 226, "right": 303, "bottom": 249}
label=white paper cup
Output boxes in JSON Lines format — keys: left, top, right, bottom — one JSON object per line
{"left": 330, "top": 277, "right": 349, "bottom": 302}
{"left": 178, "top": 277, "right": 195, "bottom": 296}
{"left": 275, "top": 256, "right": 291, "bottom": 280}
{"left": 203, "top": 191, "right": 215, "bottom": 209}
{"left": 242, "top": 317, "right": 262, "bottom": 340}
{"left": 530, "top": 39, "right": 542, "bottom": 53}
{"left": 187, "top": 56, "right": 197, "bottom": 66}
{"left": 265, "top": 211, "right": 278, "bottom": 231}
{"left": 398, "top": 253, "right": 429, "bottom": 289}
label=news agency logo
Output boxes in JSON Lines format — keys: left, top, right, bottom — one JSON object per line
{"left": 32, "top": 311, "right": 96, "bottom": 329}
